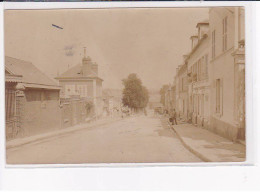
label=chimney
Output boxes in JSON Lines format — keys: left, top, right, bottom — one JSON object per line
{"left": 92, "top": 62, "right": 98, "bottom": 75}
{"left": 196, "top": 22, "right": 209, "bottom": 40}
{"left": 82, "top": 47, "right": 92, "bottom": 76}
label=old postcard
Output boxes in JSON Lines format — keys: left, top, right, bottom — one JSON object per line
{"left": 4, "top": 7, "right": 246, "bottom": 164}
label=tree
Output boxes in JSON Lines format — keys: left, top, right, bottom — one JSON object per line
{"left": 160, "top": 84, "right": 169, "bottom": 106}
{"left": 122, "top": 73, "right": 149, "bottom": 111}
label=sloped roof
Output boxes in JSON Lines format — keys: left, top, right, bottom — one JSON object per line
{"left": 5, "top": 56, "right": 60, "bottom": 90}
{"left": 56, "top": 64, "right": 103, "bottom": 81}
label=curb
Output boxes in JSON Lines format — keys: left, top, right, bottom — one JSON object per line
{"left": 6, "top": 117, "right": 123, "bottom": 150}
{"left": 166, "top": 120, "right": 212, "bottom": 162}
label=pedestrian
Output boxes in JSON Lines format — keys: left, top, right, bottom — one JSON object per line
{"left": 170, "top": 108, "right": 177, "bottom": 125}
{"left": 165, "top": 109, "right": 169, "bottom": 116}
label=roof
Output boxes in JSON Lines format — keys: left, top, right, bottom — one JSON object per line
{"left": 5, "top": 56, "right": 60, "bottom": 90}
{"left": 185, "top": 33, "right": 209, "bottom": 62}
{"left": 196, "top": 20, "right": 209, "bottom": 28}
{"left": 56, "top": 64, "right": 103, "bottom": 81}
{"left": 5, "top": 74, "right": 23, "bottom": 83}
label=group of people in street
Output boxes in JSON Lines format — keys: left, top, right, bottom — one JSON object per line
{"left": 165, "top": 108, "right": 178, "bottom": 125}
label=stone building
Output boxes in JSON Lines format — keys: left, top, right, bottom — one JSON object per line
{"left": 170, "top": 7, "right": 245, "bottom": 142}
{"left": 5, "top": 56, "right": 61, "bottom": 139}
{"left": 164, "top": 83, "right": 176, "bottom": 113}
{"left": 175, "top": 62, "right": 189, "bottom": 120}
{"left": 55, "top": 48, "right": 104, "bottom": 119}
{"left": 102, "top": 89, "right": 122, "bottom": 117}
{"left": 185, "top": 21, "right": 211, "bottom": 128}
{"left": 209, "top": 7, "right": 245, "bottom": 141}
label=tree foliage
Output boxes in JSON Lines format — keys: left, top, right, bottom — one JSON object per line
{"left": 122, "top": 73, "right": 149, "bottom": 109}
{"left": 160, "top": 84, "right": 169, "bottom": 106}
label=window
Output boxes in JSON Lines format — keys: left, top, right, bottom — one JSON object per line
{"left": 198, "top": 59, "right": 201, "bottom": 81}
{"left": 193, "top": 62, "right": 198, "bottom": 82}
{"left": 76, "top": 85, "right": 88, "bottom": 97}
{"left": 216, "top": 79, "right": 221, "bottom": 113}
{"left": 83, "top": 85, "right": 87, "bottom": 97}
{"left": 5, "top": 89, "right": 16, "bottom": 120}
{"left": 65, "top": 85, "right": 76, "bottom": 97}
{"left": 201, "top": 94, "right": 204, "bottom": 116}
{"left": 212, "top": 30, "right": 216, "bottom": 59}
{"left": 182, "top": 77, "right": 184, "bottom": 91}
{"left": 205, "top": 54, "right": 208, "bottom": 78}
{"left": 222, "top": 16, "right": 228, "bottom": 51}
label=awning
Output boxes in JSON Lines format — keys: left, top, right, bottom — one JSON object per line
{"left": 5, "top": 74, "right": 22, "bottom": 83}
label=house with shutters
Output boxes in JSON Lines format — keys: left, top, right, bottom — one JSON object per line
{"left": 209, "top": 7, "right": 245, "bottom": 141}
{"left": 55, "top": 48, "right": 104, "bottom": 118}
{"left": 175, "top": 61, "right": 189, "bottom": 121}
{"left": 185, "top": 21, "right": 210, "bottom": 129}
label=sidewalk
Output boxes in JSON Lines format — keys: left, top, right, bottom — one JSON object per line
{"left": 6, "top": 116, "right": 123, "bottom": 150}
{"left": 170, "top": 123, "right": 246, "bottom": 162}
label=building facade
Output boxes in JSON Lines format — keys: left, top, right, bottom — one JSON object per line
{"left": 5, "top": 56, "right": 61, "bottom": 139}
{"left": 102, "top": 89, "right": 123, "bottom": 117}
{"left": 55, "top": 49, "right": 104, "bottom": 119}
{"left": 175, "top": 63, "right": 189, "bottom": 120}
{"left": 168, "top": 7, "right": 245, "bottom": 141}
{"left": 209, "top": 7, "right": 245, "bottom": 141}
{"left": 185, "top": 22, "right": 211, "bottom": 128}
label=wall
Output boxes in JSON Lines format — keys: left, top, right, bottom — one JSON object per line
{"left": 59, "top": 80, "right": 94, "bottom": 98}
{"left": 60, "top": 98, "right": 94, "bottom": 129}
{"left": 209, "top": 7, "right": 235, "bottom": 59}
{"left": 21, "top": 89, "right": 61, "bottom": 136}
{"left": 176, "top": 66, "right": 188, "bottom": 120}
{"left": 96, "top": 79, "right": 103, "bottom": 98}
{"left": 186, "top": 36, "right": 211, "bottom": 128}
{"left": 209, "top": 7, "right": 238, "bottom": 140}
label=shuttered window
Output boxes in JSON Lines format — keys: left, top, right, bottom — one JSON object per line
{"left": 212, "top": 30, "right": 216, "bottom": 59}
{"left": 222, "top": 16, "right": 228, "bottom": 52}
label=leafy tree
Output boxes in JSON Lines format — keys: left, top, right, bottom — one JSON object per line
{"left": 160, "top": 84, "right": 169, "bottom": 106}
{"left": 122, "top": 73, "right": 149, "bottom": 110}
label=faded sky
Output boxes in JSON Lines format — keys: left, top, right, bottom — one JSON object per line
{"left": 5, "top": 8, "right": 208, "bottom": 90}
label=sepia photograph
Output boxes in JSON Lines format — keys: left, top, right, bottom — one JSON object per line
{"left": 4, "top": 6, "right": 246, "bottom": 165}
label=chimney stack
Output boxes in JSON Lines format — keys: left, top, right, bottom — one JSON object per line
{"left": 92, "top": 62, "right": 98, "bottom": 75}
{"left": 82, "top": 47, "right": 92, "bottom": 76}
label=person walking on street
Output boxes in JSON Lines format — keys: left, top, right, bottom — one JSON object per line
{"left": 170, "top": 108, "right": 177, "bottom": 125}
